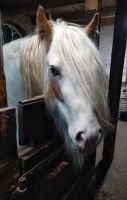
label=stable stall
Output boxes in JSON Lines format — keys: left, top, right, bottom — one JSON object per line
{"left": 0, "top": 0, "right": 126, "bottom": 199}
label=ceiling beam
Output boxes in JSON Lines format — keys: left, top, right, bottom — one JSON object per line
{"left": 1, "top": 0, "right": 84, "bottom": 13}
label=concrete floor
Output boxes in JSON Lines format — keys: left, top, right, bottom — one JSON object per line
{"left": 94, "top": 25, "right": 127, "bottom": 200}
{"left": 95, "top": 121, "right": 127, "bottom": 200}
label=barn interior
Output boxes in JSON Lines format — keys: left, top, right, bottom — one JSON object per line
{"left": 0, "top": 0, "right": 127, "bottom": 200}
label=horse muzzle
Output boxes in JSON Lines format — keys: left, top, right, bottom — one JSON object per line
{"left": 74, "top": 130, "right": 102, "bottom": 153}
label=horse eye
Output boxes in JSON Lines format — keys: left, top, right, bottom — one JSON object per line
{"left": 50, "top": 66, "right": 61, "bottom": 77}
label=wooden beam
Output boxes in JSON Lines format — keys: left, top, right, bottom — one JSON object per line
{"left": 26, "top": 6, "right": 97, "bottom": 27}
{"left": 103, "top": 0, "right": 127, "bottom": 162}
{"left": 19, "top": 139, "right": 62, "bottom": 175}
{"left": 0, "top": 107, "right": 17, "bottom": 159}
{"left": 18, "top": 96, "right": 54, "bottom": 146}
{"left": 85, "top": 0, "right": 98, "bottom": 10}
{"left": 1, "top": 0, "right": 84, "bottom": 13}
{"left": 47, "top": 3, "right": 85, "bottom": 21}
{"left": 16, "top": 158, "right": 79, "bottom": 199}
{"left": 0, "top": 12, "right": 7, "bottom": 107}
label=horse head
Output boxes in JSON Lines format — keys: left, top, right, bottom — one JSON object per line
{"left": 36, "top": 6, "right": 110, "bottom": 167}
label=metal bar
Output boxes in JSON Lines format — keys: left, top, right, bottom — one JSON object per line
{"left": 103, "top": 0, "right": 127, "bottom": 162}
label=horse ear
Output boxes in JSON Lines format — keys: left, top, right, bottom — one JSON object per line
{"left": 84, "top": 12, "right": 99, "bottom": 36}
{"left": 36, "top": 5, "right": 52, "bottom": 39}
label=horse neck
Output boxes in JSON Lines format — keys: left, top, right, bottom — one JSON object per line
{"left": 20, "top": 34, "right": 46, "bottom": 98}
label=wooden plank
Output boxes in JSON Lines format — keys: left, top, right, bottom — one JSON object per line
{"left": 0, "top": 11, "right": 7, "bottom": 107}
{"left": 0, "top": 159, "right": 19, "bottom": 200}
{"left": 0, "top": 107, "right": 17, "bottom": 159}
{"left": 16, "top": 154, "right": 97, "bottom": 200}
{"left": 103, "top": 0, "right": 127, "bottom": 162}
{"left": 16, "top": 160, "right": 79, "bottom": 200}
{"left": 1, "top": 0, "right": 84, "bottom": 13}
{"left": 0, "top": 15, "right": 19, "bottom": 200}
{"left": 0, "top": 107, "right": 19, "bottom": 200}
{"left": 18, "top": 96, "right": 54, "bottom": 146}
{"left": 46, "top": 3, "right": 85, "bottom": 22}
{"left": 31, "top": 163, "right": 78, "bottom": 200}
{"left": 28, "top": 9, "right": 97, "bottom": 29}
{"left": 2, "top": 3, "right": 86, "bottom": 20}
{"left": 19, "top": 139, "right": 62, "bottom": 175}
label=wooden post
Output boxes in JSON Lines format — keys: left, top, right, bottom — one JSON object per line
{"left": 0, "top": 107, "right": 18, "bottom": 200}
{"left": 0, "top": 11, "right": 7, "bottom": 108}
{"left": 103, "top": 0, "right": 127, "bottom": 162}
{"left": 0, "top": 12, "right": 18, "bottom": 200}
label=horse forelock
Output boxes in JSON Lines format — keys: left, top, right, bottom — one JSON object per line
{"left": 47, "top": 20, "right": 111, "bottom": 132}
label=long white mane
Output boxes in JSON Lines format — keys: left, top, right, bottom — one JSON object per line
{"left": 20, "top": 35, "right": 45, "bottom": 97}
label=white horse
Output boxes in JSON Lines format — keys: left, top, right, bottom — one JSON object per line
{"left": 3, "top": 6, "right": 111, "bottom": 168}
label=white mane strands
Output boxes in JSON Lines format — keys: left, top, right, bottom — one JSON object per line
{"left": 20, "top": 35, "right": 47, "bottom": 98}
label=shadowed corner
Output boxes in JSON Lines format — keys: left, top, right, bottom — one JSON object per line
{"left": 71, "top": 157, "right": 112, "bottom": 200}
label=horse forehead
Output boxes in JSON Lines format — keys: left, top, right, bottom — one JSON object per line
{"left": 47, "top": 47, "right": 63, "bottom": 67}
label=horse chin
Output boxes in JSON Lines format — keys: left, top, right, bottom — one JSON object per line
{"left": 74, "top": 144, "right": 94, "bottom": 154}
{"left": 63, "top": 137, "right": 85, "bottom": 169}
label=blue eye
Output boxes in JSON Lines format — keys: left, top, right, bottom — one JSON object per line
{"left": 50, "top": 66, "right": 61, "bottom": 76}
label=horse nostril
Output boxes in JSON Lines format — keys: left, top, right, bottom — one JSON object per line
{"left": 76, "top": 131, "right": 84, "bottom": 142}
{"left": 99, "top": 128, "right": 102, "bottom": 134}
